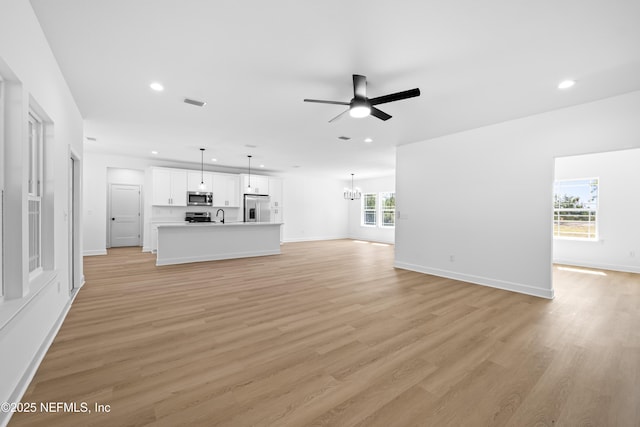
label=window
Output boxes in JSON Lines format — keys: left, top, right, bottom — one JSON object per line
{"left": 28, "top": 111, "right": 43, "bottom": 275}
{"left": 553, "top": 178, "right": 598, "bottom": 240}
{"left": 362, "top": 193, "right": 377, "bottom": 226}
{"left": 361, "top": 192, "right": 396, "bottom": 228}
{"left": 380, "top": 192, "right": 396, "bottom": 227}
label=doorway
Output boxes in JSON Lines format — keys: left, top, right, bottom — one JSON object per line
{"left": 109, "top": 184, "right": 141, "bottom": 247}
{"left": 552, "top": 148, "right": 640, "bottom": 274}
{"left": 68, "top": 150, "right": 81, "bottom": 291}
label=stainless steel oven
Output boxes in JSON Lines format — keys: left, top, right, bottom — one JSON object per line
{"left": 187, "top": 191, "right": 213, "bottom": 206}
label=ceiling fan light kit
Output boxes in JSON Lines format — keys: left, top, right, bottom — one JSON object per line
{"left": 304, "top": 74, "right": 420, "bottom": 122}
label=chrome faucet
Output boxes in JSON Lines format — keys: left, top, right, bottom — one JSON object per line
{"left": 216, "top": 209, "right": 225, "bottom": 224}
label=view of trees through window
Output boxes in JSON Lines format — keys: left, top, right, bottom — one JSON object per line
{"left": 363, "top": 193, "right": 377, "bottom": 226}
{"left": 361, "top": 192, "right": 395, "bottom": 227}
{"left": 380, "top": 193, "right": 396, "bottom": 227}
{"left": 553, "top": 178, "right": 598, "bottom": 239}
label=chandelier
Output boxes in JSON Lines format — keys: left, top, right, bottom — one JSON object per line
{"left": 344, "top": 173, "right": 362, "bottom": 200}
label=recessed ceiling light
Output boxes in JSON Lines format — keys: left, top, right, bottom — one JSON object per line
{"left": 364, "top": 138, "right": 373, "bottom": 143}
{"left": 211, "top": 158, "right": 217, "bottom": 162}
{"left": 150, "top": 82, "right": 164, "bottom": 92}
{"left": 259, "top": 164, "right": 265, "bottom": 168}
{"left": 558, "top": 79, "right": 576, "bottom": 90}
{"left": 151, "top": 150, "right": 158, "bottom": 155}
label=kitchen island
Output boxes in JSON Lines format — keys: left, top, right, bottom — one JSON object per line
{"left": 156, "top": 222, "right": 282, "bottom": 266}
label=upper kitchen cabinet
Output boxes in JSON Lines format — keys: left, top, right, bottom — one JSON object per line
{"left": 212, "top": 173, "right": 240, "bottom": 207}
{"left": 241, "top": 174, "right": 269, "bottom": 195}
{"left": 151, "top": 167, "right": 187, "bottom": 206}
{"left": 187, "top": 171, "right": 213, "bottom": 192}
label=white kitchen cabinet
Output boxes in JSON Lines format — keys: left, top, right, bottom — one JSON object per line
{"left": 151, "top": 168, "right": 187, "bottom": 206}
{"left": 241, "top": 174, "right": 269, "bottom": 194}
{"left": 212, "top": 173, "right": 240, "bottom": 207}
{"left": 187, "top": 171, "right": 213, "bottom": 192}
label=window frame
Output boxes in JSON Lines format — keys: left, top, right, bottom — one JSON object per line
{"left": 380, "top": 192, "right": 396, "bottom": 228}
{"left": 361, "top": 193, "right": 377, "bottom": 227}
{"left": 360, "top": 191, "right": 396, "bottom": 228}
{"left": 28, "top": 111, "right": 43, "bottom": 277}
{"left": 553, "top": 177, "right": 599, "bottom": 241}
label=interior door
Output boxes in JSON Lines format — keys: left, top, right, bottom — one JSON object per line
{"left": 110, "top": 184, "right": 141, "bottom": 247}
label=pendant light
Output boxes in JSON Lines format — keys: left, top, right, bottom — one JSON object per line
{"left": 344, "top": 173, "right": 362, "bottom": 200}
{"left": 246, "top": 155, "right": 252, "bottom": 193}
{"left": 198, "top": 148, "right": 207, "bottom": 191}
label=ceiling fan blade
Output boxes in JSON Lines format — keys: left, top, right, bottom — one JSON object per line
{"left": 353, "top": 75, "right": 367, "bottom": 99}
{"left": 370, "top": 107, "right": 392, "bottom": 121}
{"left": 329, "top": 109, "right": 350, "bottom": 123}
{"left": 304, "top": 99, "right": 350, "bottom": 105}
{"left": 369, "top": 88, "right": 421, "bottom": 106}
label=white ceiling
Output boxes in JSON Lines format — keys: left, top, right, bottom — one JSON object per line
{"left": 30, "top": 0, "right": 640, "bottom": 179}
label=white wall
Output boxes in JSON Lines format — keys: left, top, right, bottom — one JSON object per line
{"left": 83, "top": 152, "right": 149, "bottom": 254}
{"left": 84, "top": 153, "right": 349, "bottom": 252}
{"left": 347, "top": 174, "right": 396, "bottom": 244}
{"left": 396, "top": 90, "right": 640, "bottom": 299}
{"left": 282, "top": 173, "right": 349, "bottom": 242}
{"left": 83, "top": 152, "right": 211, "bottom": 254}
{"left": 553, "top": 149, "right": 640, "bottom": 273}
{"left": 0, "top": 0, "right": 84, "bottom": 423}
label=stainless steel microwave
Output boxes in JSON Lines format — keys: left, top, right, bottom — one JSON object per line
{"left": 187, "top": 191, "right": 213, "bottom": 206}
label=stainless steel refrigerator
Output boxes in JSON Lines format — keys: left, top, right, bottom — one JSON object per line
{"left": 244, "top": 194, "right": 271, "bottom": 222}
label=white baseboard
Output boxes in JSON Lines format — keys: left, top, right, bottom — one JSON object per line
{"left": 394, "top": 261, "right": 554, "bottom": 299}
{"left": 282, "top": 235, "right": 348, "bottom": 243}
{"left": 553, "top": 258, "right": 640, "bottom": 274}
{"left": 83, "top": 249, "right": 107, "bottom": 256}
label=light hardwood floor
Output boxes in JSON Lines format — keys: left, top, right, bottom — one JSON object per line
{"left": 9, "top": 240, "right": 640, "bottom": 426}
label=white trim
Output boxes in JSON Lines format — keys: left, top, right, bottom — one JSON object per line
{"left": 0, "top": 286, "right": 79, "bottom": 427}
{"left": 83, "top": 249, "right": 107, "bottom": 256}
{"left": 394, "top": 261, "right": 555, "bottom": 299}
{"left": 553, "top": 258, "right": 640, "bottom": 274}
{"left": 0, "top": 271, "right": 57, "bottom": 333}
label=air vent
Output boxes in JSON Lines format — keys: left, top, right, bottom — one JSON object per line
{"left": 338, "top": 136, "right": 351, "bottom": 141}
{"left": 86, "top": 137, "right": 97, "bottom": 141}
{"left": 184, "top": 98, "right": 206, "bottom": 107}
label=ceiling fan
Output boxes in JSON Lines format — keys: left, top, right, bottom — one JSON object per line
{"left": 304, "top": 74, "right": 420, "bottom": 122}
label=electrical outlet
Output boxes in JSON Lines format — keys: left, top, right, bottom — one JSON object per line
{"left": 449, "top": 255, "right": 455, "bottom": 262}
{"left": 630, "top": 251, "right": 636, "bottom": 257}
